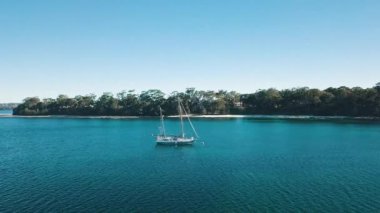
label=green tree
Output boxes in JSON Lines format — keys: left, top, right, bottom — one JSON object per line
{"left": 95, "top": 93, "right": 119, "bottom": 115}
{"left": 139, "top": 90, "right": 165, "bottom": 115}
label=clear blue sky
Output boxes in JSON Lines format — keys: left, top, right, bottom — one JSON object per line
{"left": 1, "top": 0, "right": 379, "bottom": 102}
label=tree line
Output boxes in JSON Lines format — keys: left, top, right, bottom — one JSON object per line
{"left": 13, "top": 83, "right": 380, "bottom": 117}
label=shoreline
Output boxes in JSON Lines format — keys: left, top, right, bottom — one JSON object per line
{"left": 1, "top": 114, "right": 380, "bottom": 121}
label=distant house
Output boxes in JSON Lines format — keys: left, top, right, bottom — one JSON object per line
{"left": 234, "top": 101, "right": 243, "bottom": 107}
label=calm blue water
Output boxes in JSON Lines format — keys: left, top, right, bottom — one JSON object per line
{"left": 1, "top": 117, "right": 380, "bottom": 212}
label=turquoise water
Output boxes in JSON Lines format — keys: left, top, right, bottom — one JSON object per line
{"left": 1, "top": 117, "right": 380, "bottom": 212}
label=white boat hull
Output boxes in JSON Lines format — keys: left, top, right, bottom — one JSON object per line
{"left": 156, "top": 135, "right": 195, "bottom": 145}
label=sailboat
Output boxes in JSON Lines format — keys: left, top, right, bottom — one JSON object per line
{"left": 155, "top": 99, "right": 199, "bottom": 145}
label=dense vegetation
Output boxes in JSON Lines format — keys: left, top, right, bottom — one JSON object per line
{"left": 13, "top": 83, "right": 380, "bottom": 117}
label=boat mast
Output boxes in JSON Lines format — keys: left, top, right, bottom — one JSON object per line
{"left": 180, "top": 101, "right": 199, "bottom": 138}
{"left": 178, "top": 99, "right": 185, "bottom": 138}
{"left": 159, "top": 107, "right": 166, "bottom": 137}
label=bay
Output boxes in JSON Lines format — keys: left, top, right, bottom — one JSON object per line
{"left": 1, "top": 117, "right": 380, "bottom": 212}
